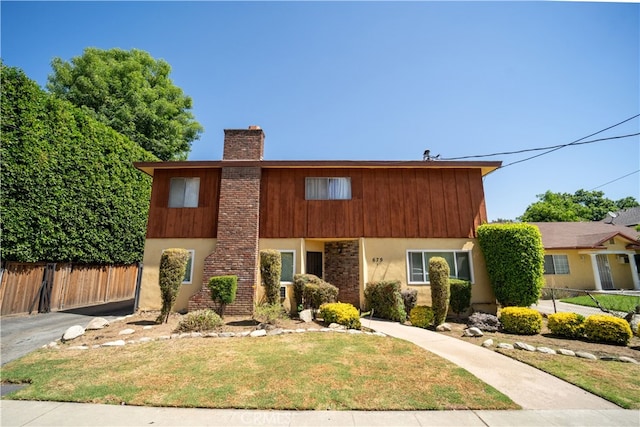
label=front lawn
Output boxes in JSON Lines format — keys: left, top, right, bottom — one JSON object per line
{"left": 560, "top": 294, "right": 640, "bottom": 313}
{"left": 0, "top": 333, "right": 516, "bottom": 410}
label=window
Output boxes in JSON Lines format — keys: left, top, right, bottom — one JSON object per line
{"left": 182, "top": 250, "right": 195, "bottom": 284}
{"left": 305, "top": 177, "right": 351, "bottom": 200}
{"left": 279, "top": 250, "right": 295, "bottom": 283}
{"left": 407, "top": 250, "right": 473, "bottom": 284}
{"left": 544, "top": 255, "right": 569, "bottom": 275}
{"left": 169, "top": 177, "right": 200, "bottom": 208}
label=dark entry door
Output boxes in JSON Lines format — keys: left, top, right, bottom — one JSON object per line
{"left": 306, "top": 252, "right": 323, "bottom": 278}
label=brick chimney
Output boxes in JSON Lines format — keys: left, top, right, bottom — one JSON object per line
{"left": 188, "top": 126, "right": 264, "bottom": 315}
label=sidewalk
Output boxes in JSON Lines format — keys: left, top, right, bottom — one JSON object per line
{"left": 1, "top": 400, "right": 638, "bottom": 426}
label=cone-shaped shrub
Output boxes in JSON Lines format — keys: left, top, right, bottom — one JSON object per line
{"left": 208, "top": 275, "right": 237, "bottom": 318}
{"left": 260, "top": 250, "right": 282, "bottom": 305}
{"left": 157, "top": 248, "right": 189, "bottom": 324}
{"left": 429, "top": 257, "right": 450, "bottom": 326}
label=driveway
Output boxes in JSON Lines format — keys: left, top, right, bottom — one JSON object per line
{"left": 1, "top": 299, "right": 134, "bottom": 366}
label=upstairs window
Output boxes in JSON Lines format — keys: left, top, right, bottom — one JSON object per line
{"left": 407, "top": 250, "right": 473, "bottom": 284}
{"left": 305, "top": 177, "right": 351, "bottom": 200}
{"left": 169, "top": 177, "right": 200, "bottom": 208}
{"left": 544, "top": 255, "right": 570, "bottom": 275}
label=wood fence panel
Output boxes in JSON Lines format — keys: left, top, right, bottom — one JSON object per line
{"left": 0, "top": 263, "right": 46, "bottom": 316}
{"left": 105, "top": 265, "right": 138, "bottom": 301}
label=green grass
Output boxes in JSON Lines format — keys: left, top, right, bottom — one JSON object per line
{"left": 0, "top": 333, "right": 517, "bottom": 410}
{"left": 560, "top": 294, "right": 640, "bottom": 313}
{"left": 497, "top": 349, "right": 640, "bottom": 409}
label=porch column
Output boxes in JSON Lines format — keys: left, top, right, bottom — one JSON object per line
{"left": 627, "top": 253, "right": 640, "bottom": 290}
{"left": 589, "top": 254, "right": 602, "bottom": 291}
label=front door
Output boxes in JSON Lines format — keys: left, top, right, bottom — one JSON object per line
{"left": 306, "top": 252, "right": 323, "bottom": 278}
{"left": 596, "top": 254, "right": 614, "bottom": 290}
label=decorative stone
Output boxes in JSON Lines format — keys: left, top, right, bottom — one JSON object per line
{"left": 514, "top": 342, "right": 536, "bottom": 352}
{"left": 536, "top": 347, "right": 557, "bottom": 355}
{"left": 267, "top": 329, "right": 284, "bottom": 336}
{"left": 250, "top": 329, "right": 267, "bottom": 337}
{"left": 436, "top": 323, "right": 452, "bottom": 332}
{"left": 143, "top": 325, "right": 153, "bottom": 330}
{"left": 138, "top": 337, "right": 152, "bottom": 343}
{"left": 373, "top": 332, "right": 386, "bottom": 337}
{"left": 119, "top": 328, "right": 135, "bottom": 335}
{"left": 190, "top": 332, "right": 203, "bottom": 338}
{"left": 481, "top": 339, "right": 494, "bottom": 348}
{"left": 558, "top": 349, "right": 575, "bottom": 357}
{"left": 102, "top": 340, "right": 125, "bottom": 347}
{"left": 464, "top": 327, "right": 483, "bottom": 337}
{"left": 497, "top": 343, "right": 514, "bottom": 350}
{"left": 68, "top": 345, "right": 89, "bottom": 350}
{"left": 62, "top": 325, "right": 85, "bottom": 342}
{"left": 205, "top": 332, "right": 219, "bottom": 338}
{"left": 295, "top": 329, "right": 306, "bottom": 333}
{"left": 619, "top": 356, "right": 639, "bottom": 364}
{"left": 85, "top": 317, "right": 110, "bottom": 330}
{"left": 320, "top": 328, "right": 332, "bottom": 332}
{"left": 158, "top": 335, "right": 171, "bottom": 340}
{"left": 219, "top": 332, "right": 235, "bottom": 338}
{"left": 347, "top": 329, "right": 363, "bottom": 334}
{"left": 238, "top": 331, "right": 251, "bottom": 337}
{"left": 600, "top": 356, "right": 618, "bottom": 362}
{"left": 576, "top": 351, "right": 597, "bottom": 360}
{"left": 299, "top": 309, "right": 313, "bottom": 323}
{"left": 329, "top": 323, "right": 346, "bottom": 330}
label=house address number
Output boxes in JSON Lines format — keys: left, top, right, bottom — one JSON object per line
{"left": 372, "top": 257, "right": 383, "bottom": 264}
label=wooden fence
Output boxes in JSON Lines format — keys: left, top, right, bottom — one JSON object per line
{"left": 0, "top": 262, "right": 141, "bottom": 316}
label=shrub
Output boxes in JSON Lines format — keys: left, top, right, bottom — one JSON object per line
{"left": 410, "top": 306, "right": 434, "bottom": 329}
{"left": 320, "top": 302, "right": 361, "bottom": 329}
{"left": 583, "top": 315, "right": 633, "bottom": 345}
{"left": 401, "top": 289, "right": 418, "bottom": 318}
{"left": 260, "top": 250, "right": 282, "bottom": 305}
{"left": 175, "top": 309, "right": 222, "bottom": 332}
{"left": 293, "top": 274, "right": 328, "bottom": 311}
{"left": 547, "top": 312, "right": 585, "bottom": 339}
{"left": 157, "top": 248, "right": 189, "bottom": 324}
{"left": 364, "top": 281, "right": 406, "bottom": 322}
{"left": 208, "top": 275, "right": 237, "bottom": 318}
{"left": 467, "top": 312, "right": 501, "bottom": 332}
{"left": 499, "top": 307, "right": 542, "bottom": 335}
{"left": 429, "top": 257, "right": 450, "bottom": 325}
{"left": 477, "top": 224, "right": 545, "bottom": 307}
{"left": 303, "top": 282, "right": 339, "bottom": 309}
{"left": 253, "top": 303, "right": 288, "bottom": 325}
{"left": 449, "top": 279, "right": 471, "bottom": 318}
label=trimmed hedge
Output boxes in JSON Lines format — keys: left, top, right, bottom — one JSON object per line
{"left": 477, "top": 223, "right": 545, "bottom": 307}
{"left": 260, "top": 250, "right": 282, "bottom": 305}
{"left": 320, "top": 302, "right": 361, "bottom": 329}
{"left": 208, "top": 275, "right": 238, "bottom": 317}
{"left": 364, "top": 281, "right": 406, "bottom": 322}
{"left": 1, "top": 64, "right": 156, "bottom": 264}
{"left": 157, "top": 248, "right": 190, "bottom": 324}
{"left": 409, "top": 306, "right": 434, "bottom": 329}
{"left": 583, "top": 315, "right": 633, "bottom": 345}
{"left": 499, "top": 307, "right": 542, "bottom": 335}
{"left": 450, "top": 279, "right": 471, "bottom": 318}
{"left": 429, "top": 257, "right": 450, "bottom": 325}
{"left": 547, "top": 312, "right": 585, "bottom": 339}
{"left": 303, "top": 282, "right": 339, "bottom": 309}
{"left": 175, "top": 310, "right": 223, "bottom": 332}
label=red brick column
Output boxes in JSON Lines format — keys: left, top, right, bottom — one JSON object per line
{"left": 324, "top": 241, "right": 360, "bottom": 308}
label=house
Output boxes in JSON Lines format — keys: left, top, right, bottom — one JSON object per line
{"left": 530, "top": 222, "right": 640, "bottom": 291}
{"left": 601, "top": 206, "right": 640, "bottom": 228}
{"left": 134, "top": 126, "right": 502, "bottom": 315}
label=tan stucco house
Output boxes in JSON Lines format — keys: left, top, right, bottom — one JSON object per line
{"left": 134, "top": 126, "right": 502, "bottom": 315}
{"left": 531, "top": 222, "right": 640, "bottom": 291}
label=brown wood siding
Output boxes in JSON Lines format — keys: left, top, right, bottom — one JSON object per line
{"left": 260, "top": 168, "right": 487, "bottom": 239}
{"left": 146, "top": 168, "right": 220, "bottom": 238}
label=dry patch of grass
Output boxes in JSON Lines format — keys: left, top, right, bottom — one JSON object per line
{"left": 1, "top": 333, "right": 517, "bottom": 410}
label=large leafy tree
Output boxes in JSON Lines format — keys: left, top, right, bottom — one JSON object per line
{"left": 1, "top": 64, "right": 156, "bottom": 263}
{"left": 519, "top": 190, "right": 639, "bottom": 222}
{"left": 47, "top": 47, "right": 203, "bottom": 160}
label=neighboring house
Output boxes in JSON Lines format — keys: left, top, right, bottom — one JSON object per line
{"left": 531, "top": 222, "right": 640, "bottom": 291}
{"left": 134, "top": 126, "right": 502, "bottom": 315}
{"left": 601, "top": 206, "right": 640, "bottom": 228}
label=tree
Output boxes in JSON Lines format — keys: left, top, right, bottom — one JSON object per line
{"left": 47, "top": 48, "right": 203, "bottom": 160}
{"left": 1, "top": 64, "right": 155, "bottom": 263}
{"left": 518, "top": 190, "right": 639, "bottom": 222}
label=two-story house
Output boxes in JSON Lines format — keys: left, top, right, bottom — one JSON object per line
{"left": 134, "top": 126, "right": 502, "bottom": 315}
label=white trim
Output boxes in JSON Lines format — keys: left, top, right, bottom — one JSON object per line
{"left": 405, "top": 249, "right": 474, "bottom": 285}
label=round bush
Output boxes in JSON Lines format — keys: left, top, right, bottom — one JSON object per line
{"left": 410, "top": 305, "right": 434, "bottom": 329}
{"left": 320, "top": 302, "right": 361, "bottom": 329}
{"left": 175, "top": 309, "right": 223, "bottom": 332}
{"left": 499, "top": 307, "right": 542, "bottom": 335}
{"left": 547, "top": 312, "right": 585, "bottom": 339}
{"left": 583, "top": 315, "right": 632, "bottom": 345}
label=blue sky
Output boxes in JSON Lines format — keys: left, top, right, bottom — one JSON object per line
{"left": 2, "top": 1, "right": 639, "bottom": 221}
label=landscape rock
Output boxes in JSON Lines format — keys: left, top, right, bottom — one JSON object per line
{"left": 436, "top": 323, "right": 451, "bottom": 332}
{"left": 467, "top": 312, "right": 501, "bottom": 332}
{"left": 497, "top": 343, "right": 514, "bottom": 350}
{"left": 558, "top": 349, "right": 575, "bottom": 357}
{"left": 347, "top": 329, "right": 363, "bottom": 334}
{"left": 295, "top": 329, "right": 306, "bottom": 333}
{"left": 576, "top": 351, "right": 597, "bottom": 360}
{"left": 299, "top": 309, "right": 313, "bottom": 323}
{"left": 250, "top": 329, "right": 267, "bottom": 337}
{"left": 85, "top": 317, "right": 110, "bottom": 330}
{"left": 68, "top": 345, "right": 89, "bottom": 350}
{"left": 102, "top": 340, "right": 125, "bottom": 347}
{"left": 143, "top": 325, "right": 153, "bottom": 330}
{"left": 514, "top": 342, "right": 536, "bottom": 352}
{"left": 267, "top": 328, "right": 284, "bottom": 336}
{"left": 629, "top": 314, "right": 640, "bottom": 337}
{"left": 62, "top": 325, "right": 85, "bottom": 342}
{"left": 205, "top": 332, "right": 219, "bottom": 338}
{"left": 138, "top": 337, "right": 153, "bottom": 343}
{"left": 481, "top": 339, "right": 494, "bottom": 348}
{"left": 619, "top": 356, "right": 639, "bottom": 364}
{"left": 190, "top": 332, "right": 203, "bottom": 338}
{"left": 219, "top": 332, "right": 235, "bottom": 338}
{"left": 536, "top": 347, "right": 557, "bottom": 355}
{"left": 119, "top": 328, "right": 136, "bottom": 335}
{"left": 328, "top": 323, "right": 346, "bottom": 330}
{"left": 463, "top": 327, "right": 484, "bottom": 337}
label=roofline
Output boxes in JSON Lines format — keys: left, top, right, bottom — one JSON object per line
{"left": 133, "top": 159, "right": 502, "bottom": 177}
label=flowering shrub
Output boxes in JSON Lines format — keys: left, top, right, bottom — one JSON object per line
{"left": 320, "top": 302, "right": 361, "bottom": 329}
{"left": 547, "top": 312, "right": 585, "bottom": 339}
{"left": 499, "top": 307, "right": 542, "bottom": 335}
{"left": 409, "top": 306, "right": 434, "bottom": 329}
{"left": 583, "top": 315, "right": 632, "bottom": 345}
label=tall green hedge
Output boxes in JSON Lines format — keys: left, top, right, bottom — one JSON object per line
{"left": 0, "top": 64, "right": 156, "bottom": 263}
{"left": 260, "top": 250, "right": 282, "bottom": 305}
{"left": 477, "top": 223, "right": 545, "bottom": 307}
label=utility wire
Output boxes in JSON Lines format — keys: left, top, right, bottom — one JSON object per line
{"left": 589, "top": 170, "right": 640, "bottom": 190}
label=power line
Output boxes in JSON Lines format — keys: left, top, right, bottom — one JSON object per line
{"left": 589, "top": 170, "right": 640, "bottom": 191}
